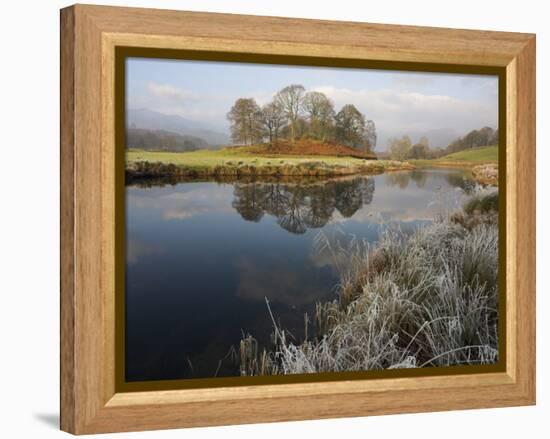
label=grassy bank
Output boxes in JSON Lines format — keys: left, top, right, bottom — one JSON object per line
{"left": 441, "top": 145, "right": 498, "bottom": 162}
{"left": 411, "top": 146, "right": 498, "bottom": 186}
{"left": 413, "top": 145, "right": 498, "bottom": 168}
{"left": 239, "top": 190, "right": 499, "bottom": 375}
{"left": 126, "top": 148, "right": 413, "bottom": 179}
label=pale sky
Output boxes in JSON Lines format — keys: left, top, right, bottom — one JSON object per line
{"left": 126, "top": 57, "right": 499, "bottom": 149}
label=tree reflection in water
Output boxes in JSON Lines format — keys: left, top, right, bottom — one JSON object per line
{"left": 232, "top": 177, "right": 375, "bottom": 234}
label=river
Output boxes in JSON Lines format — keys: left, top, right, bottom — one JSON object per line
{"left": 125, "top": 168, "right": 476, "bottom": 381}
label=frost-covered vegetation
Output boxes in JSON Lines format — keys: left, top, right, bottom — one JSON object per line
{"left": 239, "top": 190, "right": 499, "bottom": 375}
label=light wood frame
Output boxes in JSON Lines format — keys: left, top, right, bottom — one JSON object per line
{"left": 60, "top": 4, "right": 536, "bottom": 434}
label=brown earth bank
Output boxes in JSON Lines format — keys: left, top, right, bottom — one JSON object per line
{"left": 229, "top": 139, "right": 377, "bottom": 159}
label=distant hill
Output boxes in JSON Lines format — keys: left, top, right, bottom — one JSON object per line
{"left": 438, "top": 145, "right": 498, "bottom": 163}
{"left": 127, "top": 109, "right": 231, "bottom": 147}
{"left": 126, "top": 128, "right": 207, "bottom": 152}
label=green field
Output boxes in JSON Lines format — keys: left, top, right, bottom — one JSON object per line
{"left": 126, "top": 148, "right": 412, "bottom": 177}
{"left": 438, "top": 146, "right": 498, "bottom": 162}
{"left": 413, "top": 146, "right": 498, "bottom": 168}
{"left": 128, "top": 148, "right": 371, "bottom": 170}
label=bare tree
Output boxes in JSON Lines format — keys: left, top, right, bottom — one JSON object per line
{"left": 409, "top": 142, "right": 429, "bottom": 159}
{"left": 388, "top": 135, "right": 412, "bottom": 161}
{"left": 260, "top": 101, "right": 286, "bottom": 146}
{"left": 227, "top": 98, "right": 263, "bottom": 145}
{"left": 445, "top": 126, "right": 497, "bottom": 154}
{"left": 275, "top": 84, "right": 305, "bottom": 142}
{"left": 227, "top": 83, "right": 380, "bottom": 151}
{"left": 302, "top": 91, "right": 336, "bottom": 141}
{"left": 335, "top": 104, "right": 366, "bottom": 148}
{"left": 452, "top": 127, "right": 494, "bottom": 151}
{"left": 490, "top": 129, "right": 499, "bottom": 145}
{"left": 364, "top": 120, "right": 377, "bottom": 152}
{"left": 478, "top": 126, "right": 494, "bottom": 146}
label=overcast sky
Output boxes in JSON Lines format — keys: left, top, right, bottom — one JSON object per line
{"left": 126, "top": 57, "right": 498, "bottom": 149}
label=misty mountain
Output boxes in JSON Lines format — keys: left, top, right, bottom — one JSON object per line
{"left": 126, "top": 128, "right": 207, "bottom": 152}
{"left": 127, "top": 109, "right": 231, "bottom": 147}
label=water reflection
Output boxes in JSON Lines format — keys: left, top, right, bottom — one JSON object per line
{"left": 125, "top": 168, "right": 478, "bottom": 381}
{"left": 231, "top": 177, "right": 375, "bottom": 234}
{"left": 125, "top": 169, "right": 477, "bottom": 231}
{"left": 445, "top": 172, "right": 477, "bottom": 194}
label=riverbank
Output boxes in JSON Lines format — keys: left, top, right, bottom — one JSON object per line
{"left": 412, "top": 145, "right": 498, "bottom": 167}
{"left": 239, "top": 190, "right": 499, "bottom": 375}
{"left": 411, "top": 146, "right": 496, "bottom": 167}
{"left": 411, "top": 146, "right": 498, "bottom": 185}
{"left": 126, "top": 146, "right": 499, "bottom": 184}
{"left": 126, "top": 149, "right": 413, "bottom": 179}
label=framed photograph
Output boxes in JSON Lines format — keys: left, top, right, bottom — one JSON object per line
{"left": 60, "top": 4, "right": 536, "bottom": 434}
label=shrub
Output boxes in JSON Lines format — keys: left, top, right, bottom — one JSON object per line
{"left": 463, "top": 191, "right": 498, "bottom": 214}
{"left": 239, "top": 191, "right": 499, "bottom": 375}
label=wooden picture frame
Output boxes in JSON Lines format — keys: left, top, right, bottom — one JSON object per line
{"left": 60, "top": 4, "right": 536, "bottom": 434}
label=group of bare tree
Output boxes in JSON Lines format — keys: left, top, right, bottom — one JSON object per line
{"left": 388, "top": 135, "right": 431, "bottom": 160}
{"left": 388, "top": 126, "right": 499, "bottom": 160}
{"left": 445, "top": 126, "right": 499, "bottom": 154}
{"left": 227, "top": 84, "right": 377, "bottom": 151}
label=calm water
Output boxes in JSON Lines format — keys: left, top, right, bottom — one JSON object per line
{"left": 125, "top": 168, "right": 475, "bottom": 382}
